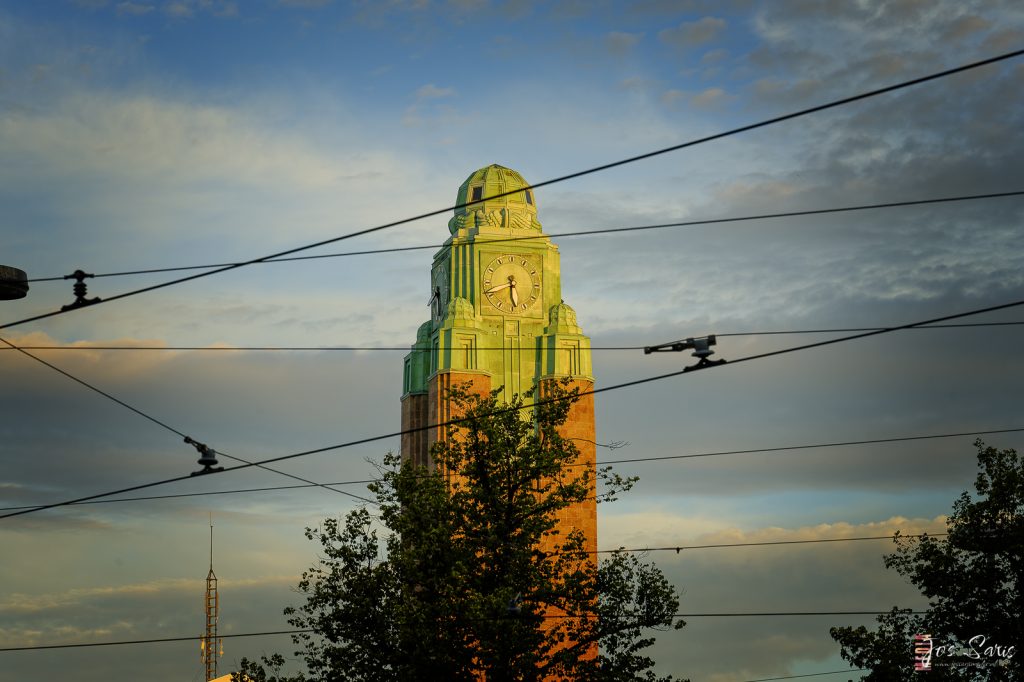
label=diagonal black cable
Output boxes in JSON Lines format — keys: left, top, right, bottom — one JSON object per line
{"left": 0, "top": 335, "right": 188, "bottom": 437}
{"left": 0, "top": 614, "right": 926, "bottom": 652}
{"left": 0, "top": 426, "right": 1017, "bottom": 511}
{"left": 591, "top": 533, "right": 948, "bottom": 555}
{"left": 0, "top": 629, "right": 311, "bottom": 652}
{"left": 213, "top": 451, "right": 374, "bottom": 506}
{"left": 744, "top": 670, "right": 866, "bottom": 682}
{"left": 2, "top": 49, "right": 1021, "bottom": 332}
{"left": 19, "top": 189, "right": 1024, "bottom": 283}
{"left": 2, "top": 320, "right": 1022, "bottom": 354}
{"left": 3, "top": 297, "right": 1022, "bottom": 520}
{"left": 594, "top": 426, "right": 1024, "bottom": 467}
{"left": 0, "top": 335, "right": 374, "bottom": 506}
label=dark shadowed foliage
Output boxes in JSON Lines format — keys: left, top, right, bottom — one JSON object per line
{"left": 235, "top": 382, "right": 685, "bottom": 681}
{"left": 831, "top": 441, "right": 1022, "bottom": 680}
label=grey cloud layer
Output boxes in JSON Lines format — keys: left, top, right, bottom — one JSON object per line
{"left": 2, "top": 2, "right": 1023, "bottom": 680}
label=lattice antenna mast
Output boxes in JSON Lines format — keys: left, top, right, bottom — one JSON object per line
{"left": 200, "top": 514, "right": 222, "bottom": 681}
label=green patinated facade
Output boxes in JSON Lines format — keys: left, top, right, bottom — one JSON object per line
{"left": 403, "top": 164, "right": 593, "bottom": 404}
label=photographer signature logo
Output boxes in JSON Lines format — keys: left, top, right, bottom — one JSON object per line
{"left": 914, "top": 634, "right": 933, "bottom": 671}
{"left": 914, "top": 633, "right": 1016, "bottom": 671}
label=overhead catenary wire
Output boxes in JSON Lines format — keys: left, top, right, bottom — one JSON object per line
{"left": 0, "top": 50, "right": 1011, "bottom": 679}
{"left": 1, "top": 426, "right": 1017, "bottom": 511}
{"left": 743, "top": 670, "right": 866, "bottom": 682}
{"left": 0, "top": 335, "right": 375, "bottom": 506}
{"left": 1, "top": 320, "right": 1021, "bottom": 353}
{"left": 0, "top": 614, "right": 926, "bottom": 652}
{"left": 3, "top": 297, "right": 1023, "bottom": 521}
{"left": 16, "top": 189, "right": 1024, "bottom": 283}
{"left": 593, "top": 426, "right": 1024, "bottom": 467}
{"left": 2, "top": 49, "right": 1021, "bottom": 333}
{"left": 542, "top": 534, "right": 953, "bottom": 559}
{"left": 589, "top": 533, "right": 949, "bottom": 555}
{"left": 0, "top": 472, "right": 962, "bottom": 552}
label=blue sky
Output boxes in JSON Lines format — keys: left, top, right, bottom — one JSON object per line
{"left": 1, "top": 1, "right": 1023, "bottom": 680}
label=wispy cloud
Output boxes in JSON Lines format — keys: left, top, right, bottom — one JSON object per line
{"left": 601, "top": 514, "right": 945, "bottom": 679}
{"left": 163, "top": 1, "right": 193, "bottom": 18}
{"left": 116, "top": 1, "right": 155, "bottom": 15}
{"left": 404, "top": 83, "right": 458, "bottom": 126}
{"left": 278, "top": 0, "right": 333, "bottom": 7}
{"left": 605, "top": 30, "right": 644, "bottom": 56}
{"left": 690, "top": 86, "right": 728, "bottom": 108}
{"left": 658, "top": 16, "right": 726, "bottom": 48}
{"left": 414, "top": 83, "right": 455, "bottom": 99}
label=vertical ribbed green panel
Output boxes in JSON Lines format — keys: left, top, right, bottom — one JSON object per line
{"left": 403, "top": 321, "right": 433, "bottom": 395}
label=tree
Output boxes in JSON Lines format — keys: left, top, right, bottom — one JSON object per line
{"left": 830, "top": 441, "right": 1022, "bottom": 680}
{"left": 236, "top": 382, "right": 685, "bottom": 681}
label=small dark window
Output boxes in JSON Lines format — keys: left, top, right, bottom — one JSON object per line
{"left": 525, "top": 190, "right": 533, "bottom": 205}
{"left": 471, "top": 186, "right": 483, "bottom": 202}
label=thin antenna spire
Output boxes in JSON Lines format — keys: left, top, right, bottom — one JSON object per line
{"left": 202, "top": 512, "right": 220, "bottom": 681}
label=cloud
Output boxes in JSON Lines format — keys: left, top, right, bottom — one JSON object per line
{"left": 0, "top": 329, "right": 407, "bottom": 509}
{"left": 941, "top": 14, "right": 991, "bottom": 42}
{"left": 598, "top": 514, "right": 946, "bottom": 679}
{"left": 0, "top": 575, "right": 296, "bottom": 618}
{"left": 3, "top": 4, "right": 1022, "bottom": 681}
{"left": 0, "top": 87, "right": 445, "bottom": 267}
{"left": 0, "top": 96, "right": 240, "bottom": 177}
{"left": 404, "top": 83, "right": 459, "bottom": 127}
{"left": 746, "top": 1, "right": 1023, "bottom": 107}
{"left": 690, "top": 86, "right": 727, "bottom": 108}
{"left": 605, "top": 30, "right": 644, "bottom": 56}
{"left": 0, "top": 573, "right": 302, "bottom": 681}
{"left": 660, "top": 88, "right": 685, "bottom": 104}
{"left": 116, "top": 1, "right": 155, "bottom": 15}
{"left": 700, "top": 47, "right": 728, "bottom": 65}
{"left": 658, "top": 16, "right": 726, "bottom": 48}
{"left": 414, "top": 83, "right": 455, "bottom": 99}
{"left": 982, "top": 26, "right": 1024, "bottom": 52}
{"left": 448, "top": 0, "right": 488, "bottom": 11}
{"left": 163, "top": 1, "right": 193, "bottom": 17}
{"left": 500, "top": 0, "right": 533, "bottom": 19}
{"left": 658, "top": 85, "right": 732, "bottom": 110}
{"left": 548, "top": 0, "right": 592, "bottom": 20}
{"left": 278, "top": 0, "right": 332, "bottom": 6}
{"left": 212, "top": 0, "right": 238, "bottom": 16}
{"left": 618, "top": 76, "right": 655, "bottom": 92}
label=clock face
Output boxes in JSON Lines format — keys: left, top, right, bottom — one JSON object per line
{"left": 430, "top": 264, "right": 449, "bottom": 321}
{"left": 482, "top": 254, "right": 540, "bottom": 315}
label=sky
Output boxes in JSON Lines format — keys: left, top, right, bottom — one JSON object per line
{"left": 0, "top": 0, "right": 1023, "bottom": 680}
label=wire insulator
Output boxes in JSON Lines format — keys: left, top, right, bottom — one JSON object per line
{"left": 186, "top": 436, "right": 224, "bottom": 476}
{"left": 61, "top": 270, "right": 101, "bottom": 311}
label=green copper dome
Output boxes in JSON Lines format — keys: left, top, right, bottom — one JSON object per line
{"left": 448, "top": 164, "right": 542, "bottom": 235}
{"left": 545, "top": 301, "right": 582, "bottom": 335}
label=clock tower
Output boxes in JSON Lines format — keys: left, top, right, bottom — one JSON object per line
{"left": 400, "top": 163, "right": 596, "bottom": 558}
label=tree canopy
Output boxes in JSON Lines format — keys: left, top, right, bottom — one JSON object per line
{"left": 234, "top": 382, "right": 685, "bottom": 681}
{"left": 830, "top": 440, "right": 1022, "bottom": 680}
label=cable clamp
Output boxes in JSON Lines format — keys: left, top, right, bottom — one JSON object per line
{"left": 186, "top": 436, "right": 224, "bottom": 476}
{"left": 644, "top": 334, "right": 728, "bottom": 372}
{"left": 61, "top": 270, "right": 102, "bottom": 311}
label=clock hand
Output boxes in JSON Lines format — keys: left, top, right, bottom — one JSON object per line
{"left": 510, "top": 278, "right": 519, "bottom": 306}
{"left": 485, "top": 282, "right": 512, "bottom": 294}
